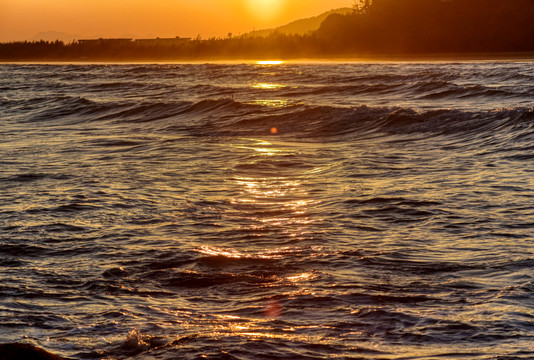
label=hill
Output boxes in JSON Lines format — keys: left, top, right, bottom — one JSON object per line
{"left": 243, "top": 8, "right": 352, "bottom": 38}
{"left": 317, "top": 0, "right": 534, "bottom": 54}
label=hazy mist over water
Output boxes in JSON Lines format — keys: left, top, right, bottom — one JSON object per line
{"left": 0, "top": 62, "right": 533, "bottom": 359}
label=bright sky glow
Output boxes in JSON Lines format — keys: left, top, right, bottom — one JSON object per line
{"left": 0, "top": 0, "right": 350, "bottom": 42}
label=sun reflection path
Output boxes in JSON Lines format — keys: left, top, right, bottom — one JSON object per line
{"left": 249, "top": 61, "right": 290, "bottom": 110}
{"left": 248, "top": 80, "right": 293, "bottom": 109}
{"left": 191, "top": 137, "right": 329, "bottom": 327}
{"left": 219, "top": 138, "right": 327, "bottom": 252}
{"left": 187, "top": 138, "right": 326, "bottom": 253}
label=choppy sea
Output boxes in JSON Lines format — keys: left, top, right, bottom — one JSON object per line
{"left": 0, "top": 62, "right": 533, "bottom": 360}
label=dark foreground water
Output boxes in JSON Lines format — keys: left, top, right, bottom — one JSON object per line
{"left": 0, "top": 62, "right": 533, "bottom": 360}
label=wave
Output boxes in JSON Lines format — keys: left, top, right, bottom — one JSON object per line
{"left": 22, "top": 96, "right": 118, "bottom": 123}
{"left": 190, "top": 101, "right": 534, "bottom": 141}
{"left": 272, "top": 82, "right": 525, "bottom": 104}
{"left": 12, "top": 93, "right": 533, "bottom": 144}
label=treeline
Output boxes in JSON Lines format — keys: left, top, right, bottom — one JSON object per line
{"left": 1, "top": 0, "right": 534, "bottom": 60}
{"left": 0, "top": 35, "right": 326, "bottom": 61}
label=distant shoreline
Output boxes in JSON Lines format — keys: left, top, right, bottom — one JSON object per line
{"left": 3, "top": 0, "right": 534, "bottom": 65}
{"left": 2, "top": 52, "right": 534, "bottom": 64}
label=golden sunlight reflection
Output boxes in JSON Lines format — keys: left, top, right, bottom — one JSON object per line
{"left": 252, "top": 83, "right": 285, "bottom": 90}
{"left": 194, "top": 307, "right": 335, "bottom": 344}
{"left": 198, "top": 245, "right": 245, "bottom": 259}
{"left": 191, "top": 138, "right": 328, "bottom": 327}
{"left": 198, "top": 245, "right": 299, "bottom": 260}
{"left": 286, "top": 272, "right": 314, "bottom": 283}
{"left": 247, "top": 99, "right": 290, "bottom": 108}
{"left": 197, "top": 245, "right": 326, "bottom": 261}
{"left": 256, "top": 60, "right": 284, "bottom": 65}
{"left": 227, "top": 139, "right": 323, "bottom": 241}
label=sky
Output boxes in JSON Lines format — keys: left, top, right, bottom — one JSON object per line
{"left": 0, "top": 0, "right": 351, "bottom": 42}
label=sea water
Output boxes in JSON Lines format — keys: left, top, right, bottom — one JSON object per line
{"left": 0, "top": 62, "right": 533, "bottom": 359}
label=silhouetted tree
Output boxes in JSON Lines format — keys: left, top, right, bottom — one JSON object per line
{"left": 352, "top": 0, "right": 372, "bottom": 14}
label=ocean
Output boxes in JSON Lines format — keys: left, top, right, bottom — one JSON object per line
{"left": 0, "top": 62, "right": 533, "bottom": 360}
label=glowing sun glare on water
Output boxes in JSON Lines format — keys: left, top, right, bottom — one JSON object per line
{"left": 257, "top": 60, "right": 284, "bottom": 65}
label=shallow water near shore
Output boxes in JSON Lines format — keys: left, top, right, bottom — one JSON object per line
{"left": 0, "top": 62, "right": 533, "bottom": 359}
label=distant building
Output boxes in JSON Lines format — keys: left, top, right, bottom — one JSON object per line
{"left": 134, "top": 37, "right": 192, "bottom": 46}
{"left": 77, "top": 37, "right": 191, "bottom": 47}
{"left": 78, "top": 39, "right": 99, "bottom": 45}
{"left": 78, "top": 38, "right": 133, "bottom": 45}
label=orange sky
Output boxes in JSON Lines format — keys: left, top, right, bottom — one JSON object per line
{"left": 0, "top": 0, "right": 350, "bottom": 42}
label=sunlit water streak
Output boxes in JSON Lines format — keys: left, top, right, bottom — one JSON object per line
{"left": 0, "top": 62, "right": 533, "bottom": 360}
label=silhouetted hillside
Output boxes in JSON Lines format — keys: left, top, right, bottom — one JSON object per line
{"left": 244, "top": 8, "right": 351, "bottom": 38}
{"left": 317, "top": 0, "right": 534, "bottom": 54}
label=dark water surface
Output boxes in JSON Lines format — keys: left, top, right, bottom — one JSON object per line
{"left": 0, "top": 62, "right": 533, "bottom": 359}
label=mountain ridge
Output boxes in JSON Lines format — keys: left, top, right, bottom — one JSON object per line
{"left": 242, "top": 8, "right": 352, "bottom": 38}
